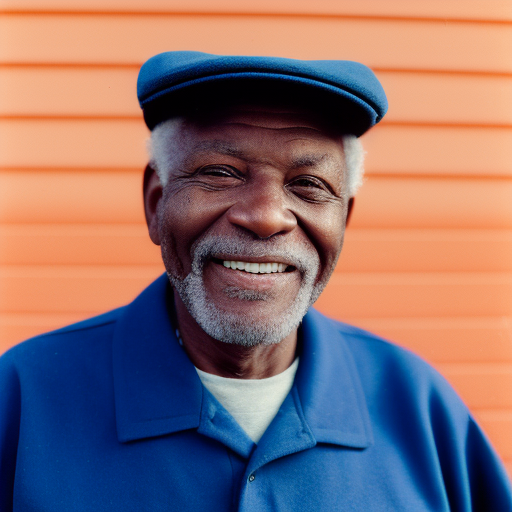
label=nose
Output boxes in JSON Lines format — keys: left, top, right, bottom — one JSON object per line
{"left": 225, "top": 179, "right": 297, "bottom": 239}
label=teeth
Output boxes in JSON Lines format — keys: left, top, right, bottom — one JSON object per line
{"left": 221, "top": 260, "right": 289, "bottom": 274}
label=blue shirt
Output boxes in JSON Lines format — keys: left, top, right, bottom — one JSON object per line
{"left": 1, "top": 274, "right": 511, "bottom": 511}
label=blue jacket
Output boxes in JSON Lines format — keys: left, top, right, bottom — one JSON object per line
{"left": 1, "top": 274, "right": 511, "bottom": 511}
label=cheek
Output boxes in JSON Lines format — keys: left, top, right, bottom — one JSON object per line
{"left": 159, "top": 228, "right": 183, "bottom": 278}
{"left": 157, "top": 188, "right": 230, "bottom": 275}
{"left": 300, "top": 205, "right": 346, "bottom": 276}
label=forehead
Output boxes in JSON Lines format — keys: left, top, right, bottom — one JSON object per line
{"left": 163, "top": 105, "right": 346, "bottom": 162}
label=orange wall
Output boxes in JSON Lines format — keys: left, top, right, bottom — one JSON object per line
{"left": 1, "top": 0, "right": 511, "bottom": 475}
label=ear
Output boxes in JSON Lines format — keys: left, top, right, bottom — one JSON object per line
{"left": 143, "top": 164, "right": 163, "bottom": 246}
{"left": 345, "top": 197, "right": 355, "bottom": 227}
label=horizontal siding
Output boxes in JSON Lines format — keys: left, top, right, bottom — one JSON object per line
{"left": 3, "top": 120, "right": 512, "bottom": 178}
{"left": 2, "top": 171, "right": 512, "bottom": 228}
{"left": 0, "top": 224, "right": 163, "bottom": 265}
{"left": 338, "top": 230, "right": 512, "bottom": 272}
{"left": 352, "top": 177, "right": 512, "bottom": 229}
{"left": 474, "top": 411, "right": 512, "bottom": 459}
{"left": 2, "top": 68, "right": 512, "bottom": 128}
{"left": 0, "top": 120, "right": 148, "bottom": 168}
{"left": 0, "top": 170, "right": 145, "bottom": 223}
{"left": 318, "top": 273, "right": 512, "bottom": 318}
{"left": 438, "top": 363, "right": 512, "bottom": 409}
{"left": 0, "top": 0, "right": 511, "bottom": 23}
{"left": 1, "top": 15, "right": 512, "bottom": 73}
{"left": 0, "top": 265, "right": 162, "bottom": 313}
{"left": 352, "top": 316, "right": 512, "bottom": 364}
{"left": 0, "top": 312, "right": 102, "bottom": 354}
{"left": 362, "top": 126, "right": 512, "bottom": 178}
{"left": 378, "top": 72, "right": 512, "bottom": 127}
{"left": 0, "top": 67, "right": 141, "bottom": 117}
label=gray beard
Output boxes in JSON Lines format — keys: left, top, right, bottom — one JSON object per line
{"left": 168, "top": 233, "right": 323, "bottom": 347}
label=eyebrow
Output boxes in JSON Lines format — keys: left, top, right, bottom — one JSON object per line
{"left": 191, "top": 140, "right": 248, "bottom": 160}
{"left": 289, "top": 153, "right": 331, "bottom": 170}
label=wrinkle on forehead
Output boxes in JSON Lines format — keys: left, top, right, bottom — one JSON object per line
{"left": 189, "top": 140, "right": 246, "bottom": 160}
{"left": 189, "top": 139, "right": 336, "bottom": 161}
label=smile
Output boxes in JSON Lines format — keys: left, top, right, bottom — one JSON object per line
{"left": 219, "top": 260, "right": 292, "bottom": 274}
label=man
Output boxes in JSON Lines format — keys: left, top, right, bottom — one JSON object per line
{"left": 1, "top": 52, "right": 511, "bottom": 510}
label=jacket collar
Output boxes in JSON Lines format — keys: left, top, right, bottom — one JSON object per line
{"left": 112, "top": 274, "right": 203, "bottom": 442}
{"left": 296, "top": 308, "right": 373, "bottom": 448}
{"left": 113, "top": 274, "right": 372, "bottom": 449}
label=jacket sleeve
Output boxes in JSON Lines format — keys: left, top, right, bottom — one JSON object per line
{"left": 465, "top": 416, "right": 512, "bottom": 510}
{"left": 429, "top": 380, "right": 512, "bottom": 511}
{"left": 0, "top": 350, "right": 21, "bottom": 512}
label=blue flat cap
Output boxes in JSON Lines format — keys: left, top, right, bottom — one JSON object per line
{"left": 137, "top": 51, "right": 388, "bottom": 136}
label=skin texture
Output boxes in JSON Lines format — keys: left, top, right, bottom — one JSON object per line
{"left": 144, "top": 107, "right": 353, "bottom": 378}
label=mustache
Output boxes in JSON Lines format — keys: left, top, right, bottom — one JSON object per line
{"left": 188, "top": 233, "right": 319, "bottom": 275}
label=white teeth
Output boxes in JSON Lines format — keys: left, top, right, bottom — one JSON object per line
{"left": 221, "top": 260, "right": 289, "bottom": 274}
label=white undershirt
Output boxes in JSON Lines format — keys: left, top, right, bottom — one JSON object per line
{"left": 195, "top": 358, "right": 299, "bottom": 443}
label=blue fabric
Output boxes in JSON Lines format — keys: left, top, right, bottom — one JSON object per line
{"left": 137, "top": 51, "right": 388, "bottom": 136}
{"left": 1, "top": 274, "right": 511, "bottom": 511}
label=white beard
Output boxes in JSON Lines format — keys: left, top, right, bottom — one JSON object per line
{"left": 168, "top": 233, "right": 324, "bottom": 347}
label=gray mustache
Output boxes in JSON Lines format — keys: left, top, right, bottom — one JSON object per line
{"left": 189, "top": 234, "right": 319, "bottom": 275}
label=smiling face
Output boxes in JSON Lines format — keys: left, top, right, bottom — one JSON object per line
{"left": 145, "top": 107, "right": 351, "bottom": 347}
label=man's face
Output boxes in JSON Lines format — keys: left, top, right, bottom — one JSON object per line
{"left": 146, "top": 107, "right": 351, "bottom": 346}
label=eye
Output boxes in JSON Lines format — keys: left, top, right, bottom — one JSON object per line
{"left": 197, "top": 165, "right": 240, "bottom": 178}
{"left": 286, "top": 175, "right": 338, "bottom": 202}
{"left": 287, "top": 175, "right": 335, "bottom": 192}
{"left": 289, "top": 176, "right": 325, "bottom": 189}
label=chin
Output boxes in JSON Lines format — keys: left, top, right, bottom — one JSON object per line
{"left": 169, "top": 269, "right": 325, "bottom": 347}
{"left": 165, "top": 231, "right": 328, "bottom": 346}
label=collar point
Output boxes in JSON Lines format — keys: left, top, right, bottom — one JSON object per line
{"left": 116, "top": 414, "right": 200, "bottom": 443}
{"left": 313, "top": 428, "right": 373, "bottom": 450}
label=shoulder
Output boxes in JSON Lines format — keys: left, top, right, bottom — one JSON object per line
{"left": 0, "top": 307, "right": 125, "bottom": 376}
{"left": 317, "top": 313, "right": 512, "bottom": 506}
{"left": 312, "top": 311, "right": 466, "bottom": 414}
{"left": 0, "top": 306, "right": 128, "bottom": 436}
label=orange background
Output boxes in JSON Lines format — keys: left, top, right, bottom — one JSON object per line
{"left": 1, "top": 0, "right": 511, "bottom": 475}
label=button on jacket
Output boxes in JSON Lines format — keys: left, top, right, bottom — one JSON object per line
{"left": 1, "top": 274, "right": 511, "bottom": 511}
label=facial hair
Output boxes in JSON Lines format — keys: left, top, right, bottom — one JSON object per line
{"left": 168, "top": 233, "right": 324, "bottom": 347}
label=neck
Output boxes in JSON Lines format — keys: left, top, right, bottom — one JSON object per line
{"left": 173, "top": 290, "right": 297, "bottom": 379}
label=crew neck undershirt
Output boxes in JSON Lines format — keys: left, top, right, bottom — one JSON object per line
{"left": 195, "top": 358, "right": 299, "bottom": 443}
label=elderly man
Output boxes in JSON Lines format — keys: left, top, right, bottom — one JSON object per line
{"left": 1, "top": 52, "right": 511, "bottom": 511}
